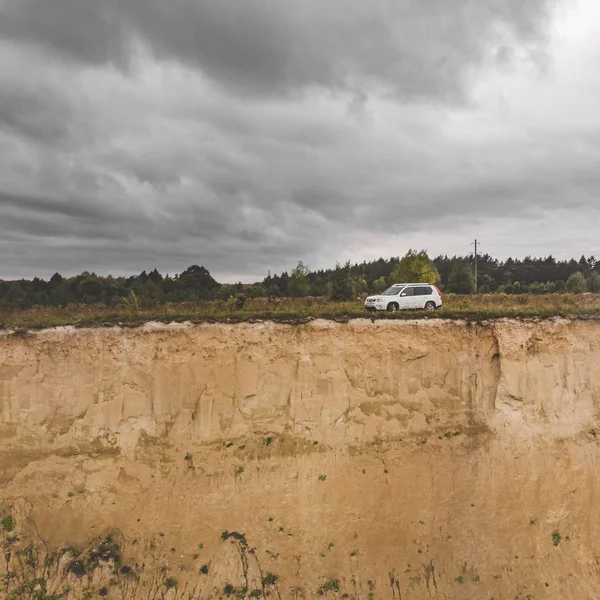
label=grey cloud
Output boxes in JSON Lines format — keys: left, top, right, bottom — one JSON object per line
{"left": 0, "top": 82, "right": 75, "bottom": 145}
{"left": 0, "top": 190, "right": 128, "bottom": 222}
{"left": 0, "top": 189, "right": 147, "bottom": 247}
{"left": 0, "top": 0, "right": 556, "bottom": 100}
{"left": 0, "top": 0, "right": 130, "bottom": 67}
{"left": 1, "top": 0, "right": 599, "bottom": 283}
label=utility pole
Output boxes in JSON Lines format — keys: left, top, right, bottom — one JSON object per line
{"left": 471, "top": 239, "right": 478, "bottom": 293}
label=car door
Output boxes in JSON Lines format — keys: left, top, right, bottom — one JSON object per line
{"left": 398, "top": 286, "right": 416, "bottom": 309}
{"left": 415, "top": 286, "right": 434, "bottom": 308}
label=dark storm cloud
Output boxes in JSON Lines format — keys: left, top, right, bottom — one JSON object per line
{"left": 2, "top": 0, "right": 600, "bottom": 282}
{"left": 0, "top": 0, "right": 130, "bottom": 67}
{"left": 0, "top": 189, "right": 134, "bottom": 222}
{"left": 0, "top": 0, "right": 555, "bottom": 99}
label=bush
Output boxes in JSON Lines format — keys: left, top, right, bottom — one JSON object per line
{"left": 372, "top": 276, "right": 387, "bottom": 293}
{"left": 566, "top": 272, "right": 587, "bottom": 293}
{"left": 1, "top": 514, "right": 15, "bottom": 532}
{"left": 164, "top": 577, "right": 178, "bottom": 589}
{"left": 552, "top": 530, "right": 562, "bottom": 546}
{"left": 317, "top": 579, "right": 340, "bottom": 595}
{"left": 262, "top": 572, "right": 279, "bottom": 586}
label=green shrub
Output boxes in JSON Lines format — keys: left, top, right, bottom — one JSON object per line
{"left": 224, "top": 583, "right": 235, "bottom": 596}
{"left": 552, "top": 529, "right": 562, "bottom": 546}
{"left": 1, "top": 514, "right": 15, "bottom": 532}
{"left": 164, "top": 577, "right": 178, "bottom": 589}
{"left": 317, "top": 579, "right": 340, "bottom": 596}
{"left": 262, "top": 572, "right": 279, "bottom": 586}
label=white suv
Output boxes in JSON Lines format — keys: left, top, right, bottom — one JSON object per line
{"left": 365, "top": 283, "right": 442, "bottom": 312}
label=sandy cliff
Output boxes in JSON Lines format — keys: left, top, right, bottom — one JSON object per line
{"left": 1, "top": 318, "right": 600, "bottom": 599}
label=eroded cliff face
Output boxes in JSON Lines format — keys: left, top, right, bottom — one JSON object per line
{"left": 1, "top": 319, "right": 600, "bottom": 599}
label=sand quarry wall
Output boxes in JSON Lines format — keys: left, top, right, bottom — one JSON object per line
{"left": 1, "top": 318, "right": 600, "bottom": 599}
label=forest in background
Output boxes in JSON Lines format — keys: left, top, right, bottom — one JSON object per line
{"left": 1, "top": 251, "right": 599, "bottom": 310}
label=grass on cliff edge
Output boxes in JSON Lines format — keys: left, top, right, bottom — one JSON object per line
{"left": 2, "top": 293, "right": 600, "bottom": 330}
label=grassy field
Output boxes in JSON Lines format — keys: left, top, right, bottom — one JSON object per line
{"left": 2, "top": 293, "right": 600, "bottom": 330}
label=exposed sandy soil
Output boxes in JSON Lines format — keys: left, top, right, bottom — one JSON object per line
{"left": 1, "top": 318, "right": 600, "bottom": 599}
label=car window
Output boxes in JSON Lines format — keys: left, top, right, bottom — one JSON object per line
{"left": 401, "top": 287, "right": 415, "bottom": 296}
{"left": 382, "top": 286, "right": 404, "bottom": 296}
{"left": 416, "top": 286, "right": 433, "bottom": 296}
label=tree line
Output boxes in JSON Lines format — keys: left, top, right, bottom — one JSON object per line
{"left": 1, "top": 251, "right": 599, "bottom": 309}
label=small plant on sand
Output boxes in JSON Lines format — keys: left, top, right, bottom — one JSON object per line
{"left": 164, "top": 577, "right": 178, "bottom": 589}
{"left": 1, "top": 514, "right": 15, "bottom": 531}
{"left": 262, "top": 572, "right": 279, "bottom": 586}
{"left": 552, "top": 530, "right": 562, "bottom": 546}
{"left": 317, "top": 579, "right": 340, "bottom": 596}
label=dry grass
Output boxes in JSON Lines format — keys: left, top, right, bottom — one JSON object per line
{"left": 1, "top": 293, "right": 600, "bottom": 330}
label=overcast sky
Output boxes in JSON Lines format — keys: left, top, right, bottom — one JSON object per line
{"left": 1, "top": 0, "right": 599, "bottom": 282}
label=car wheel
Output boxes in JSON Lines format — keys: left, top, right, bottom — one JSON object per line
{"left": 387, "top": 302, "right": 399, "bottom": 312}
{"left": 425, "top": 301, "right": 436, "bottom": 310}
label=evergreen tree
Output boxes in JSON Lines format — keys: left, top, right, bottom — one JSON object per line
{"left": 330, "top": 262, "right": 356, "bottom": 301}
{"left": 447, "top": 262, "right": 475, "bottom": 294}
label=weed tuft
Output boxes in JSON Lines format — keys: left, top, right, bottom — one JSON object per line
{"left": 317, "top": 578, "right": 341, "bottom": 596}
{"left": 1, "top": 514, "right": 15, "bottom": 532}
{"left": 164, "top": 577, "right": 178, "bottom": 589}
{"left": 552, "top": 529, "right": 562, "bottom": 546}
{"left": 262, "top": 572, "right": 279, "bottom": 586}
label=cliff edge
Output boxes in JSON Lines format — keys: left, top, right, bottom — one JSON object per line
{"left": 1, "top": 319, "right": 600, "bottom": 599}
